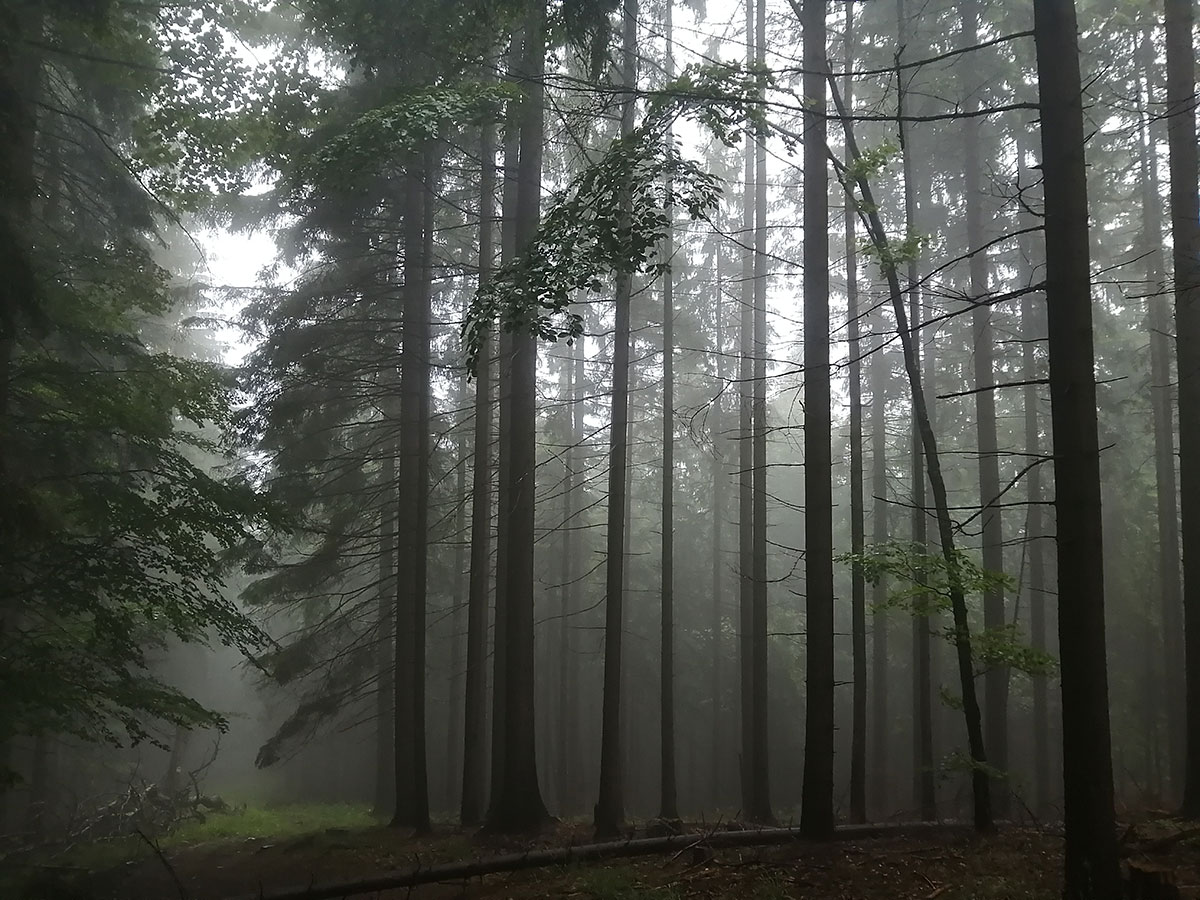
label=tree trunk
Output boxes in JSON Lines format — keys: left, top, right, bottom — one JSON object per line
{"left": 961, "top": 0, "right": 1007, "bottom": 816}
{"left": 1034, "top": 0, "right": 1120, "bottom": 892}
{"left": 799, "top": 0, "right": 834, "bottom": 840}
{"left": 658, "top": 0, "right": 678, "bottom": 825}
{"left": 738, "top": 0, "right": 757, "bottom": 823}
{"left": 594, "top": 0, "right": 638, "bottom": 839}
{"left": 461, "top": 115, "right": 497, "bottom": 827}
{"left": 896, "top": 0, "right": 936, "bottom": 823}
{"left": 447, "top": 374, "right": 468, "bottom": 812}
{"left": 844, "top": 0, "right": 867, "bottom": 826}
{"left": 749, "top": 0, "right": 773, "bottom": 828}
{"left": 1136, "top": 27, "right": 1183, "bottom": 802}
{"left": 392, "top": 162, "right": 431, "bottom": 833}
{"left": 485, "top": 43, "right": 523, "bottom": 825}
{"left": 485, "top": 5, "right": 551, "bottom": 830}
{"left": 1019, "top": 137, "right": 1049, "bottom": 816}
{"left": 557, "top": 348, "right": 575, "bottom": 817}
{"left": 1164, "top": 0, "right": 1200, "bottom": 823}
{"left": 375, "top": 437, "right": 396, "bottom": 817}
{"left": 711, "top": 253, "right": 727, "bottom": 811}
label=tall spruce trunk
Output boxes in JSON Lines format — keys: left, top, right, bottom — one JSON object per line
{"left": 961, "top": 0, "right": 1007, "bottom": 815}
{"left": 1033, "top": 0, "right": 1119, "bottom": 892}
{"left": 1136, "top": 27, "right": 1185, "bottom": 801}
{"left": 461, "top": 116, "right": 497, "bottom": 827}
{"left": 844, "top": 0, "right": 868, "bottom": 826}
{"left": 799, "top": 0, "right": 834, "bottom": 839}
{"left": 658, "top": 0, "right": 678, "bottom": 824}
{"left": 485, "top": 44, "right": 523, "bottom": 825}
{"left": 737, "top": 0, "right": 756, "bottom": 821}
{"left": 1164, "top": 0, "right": 1200, "bottom": 822}
{"left": 375, "top": 443, "right": 397, "bottom": 816}
{"left": 749, "top": 0, "right": 773, "bottom": 827}
{"left": 557, "top": 348, "right": 576, "bottom": 816}
{"left": 392, "top": 161, "right": 431, "bottom": 833}
{"left": 711, "top": 253, "right": 728, "bottom": 811}
{"left": 595, "top": 0, "right": 638, "bottom": 838}
{"left": 1019, "top": 138, "right": 1049, "bottom": 815}
{"left": 896, "top": 0, "right": 936, "bottom": 822}
{"left": 486, "top": 8, "right": 551, "bottom": 830}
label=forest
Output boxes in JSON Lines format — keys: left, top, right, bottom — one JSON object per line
{"left": 2, "top": 0, "right": 1199, "bottom": 898}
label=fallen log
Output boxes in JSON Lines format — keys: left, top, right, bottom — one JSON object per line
{"left": 225, "top": 822, "right": 966, "bottom": 900}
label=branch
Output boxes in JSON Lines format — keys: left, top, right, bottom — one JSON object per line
{"left": 224, "top": 823, "right": 960, "bottom": 900}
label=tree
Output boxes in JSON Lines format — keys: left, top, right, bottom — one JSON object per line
{"left": 658, "top": 0, "right": 679, "bottom": 827}
{"left": 747, "top": 0, "right": 774, "bottom": 828}
{"left": 1033, "top": 0, "right": 1120, "bottom": 893}
{"left": 1164, "top": 0, "right": 1200, "bottom": 822}
{"left": 799, "top": 0, "right": 834, "bottom": 840}
{"left": 461, "top": 117, "right": 496, "bottom": 825}
{"left": 486, "top": 7, "right": 552, "bottom": 832}
{"left": 596, "top": 0, "right": 639, "bottom": 839}
{"left": 0, "top": 0, "right": 272, "bottom": 766}
{"left": 961, "top": 0, "right": 1008, "bottom": 814}
{"left": 844, "top": 0, "right": 868, "bottom": 826}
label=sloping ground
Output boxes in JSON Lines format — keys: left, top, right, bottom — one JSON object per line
{"left": 15, "top": 818, "right": 1200, "bottom": 899}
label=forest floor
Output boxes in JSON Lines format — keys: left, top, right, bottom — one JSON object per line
{"left": 5, "top": 806, "right": 1200, "bottom": 899}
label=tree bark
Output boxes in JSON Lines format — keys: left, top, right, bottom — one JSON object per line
{"left": 392, "top": 162, "right": 431, "bottom": 833}
{"left": 485, "top": 7, "right": 551, "bottom": 830}
{"left": 658, "top": 0, "right": 678, "bottom": 825}
{"left": 461, "top": 115, "right": 497, "bottom": 827}
{"left": 896, "top": 0, "right": 936, "bottom": 823}
{"left": 1164, "top": 0, "right": 1200, "bottom": 823}
{"left": 844, "top": 0, "right": 867, "bottom": 826}
{"left": 800, "top": 0, "right": 834, "bottom": 840}
{"left": 738, "top": 0, "right": 757, "bottom": 823}
{"left": 1018, "top": 137, "right": 1049, "bottom": 816}
{"left": 749, "top": 0, "right": 773, "bottom": 828}
{"left": 595, "top": 0, "right": 638, "bottom": 839}
{"left": 1034, "top": 0, "right": 1120, "bottom": 891}
{"left": 711, "top": 252, "right": 728, "bottom": 811}
{"left": 961, "top": 0, "right": 1007, "bottom": 816}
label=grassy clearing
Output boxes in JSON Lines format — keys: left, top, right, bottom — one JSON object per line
{"left": 0, "top": 802, "right": 380, "bottom": 898}
{"left": 162, "top": 802, "right": 376, "bottom": 846}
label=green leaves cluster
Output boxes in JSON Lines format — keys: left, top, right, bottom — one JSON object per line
{"left": 464, "top": 116, "right": 721, "bottom": 371}
{"left": 840, "top": 541, "right": 1056, "bottom": 678}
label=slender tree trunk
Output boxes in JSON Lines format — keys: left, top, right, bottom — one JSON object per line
{"left": 961, "top": 0, "right": 1007, "bottom": 816}
{"left": 376, "top": 439, "right": 396, "bottom": 816}
{"left": 658, "top": 0, "right": 678, "bottom": 825}
{"left": 737, "top": 0, "right": 756, "bottom": 822}
{"left": 1164, "top": 0, "right": 1200, "bottom": 823}
{"left": 711, "top": 254, "right": 727, "bottom": 812}
{"left": 393, "top": 162, "right": 431, "bottom": 833}
{"left": 557, "top": 350, "right": 575, "bottom": 816}
{"left": 844, "top": 0, "right": 867, "bottom": 826}
{"left": 594, "top": 0, "right": 638, "bottom": 839}
{"left": 828, "top": 72, "right": 993, "bottom": 833}
{"left": 749, "top": 0, "right": 773, "bottom": 827}
{"left": 868, "top": 130, "right": 891, "bottom": 821}
{"left": 1136, "top": 28, "right": 1184, "bottom": 802}
{"left": 1019, "top": 139, "right": 1049, "bottom": 816}
{"left": 486, "top": 4, "right": 551, "bottom": 830}
{"left": 1034, "top": 0, "right": 1119, "bottom": 891}
{"left": 461, "top": 116, "right": 497, "bottom": 827}
{"left": 896, "top": 0, "right": 935, "bottom": 822}
{"left": 799, "top": 0, "right": 833, "bottom": 840}
{"left": 446, "top": 377, "right": 469, "bottom": 811}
